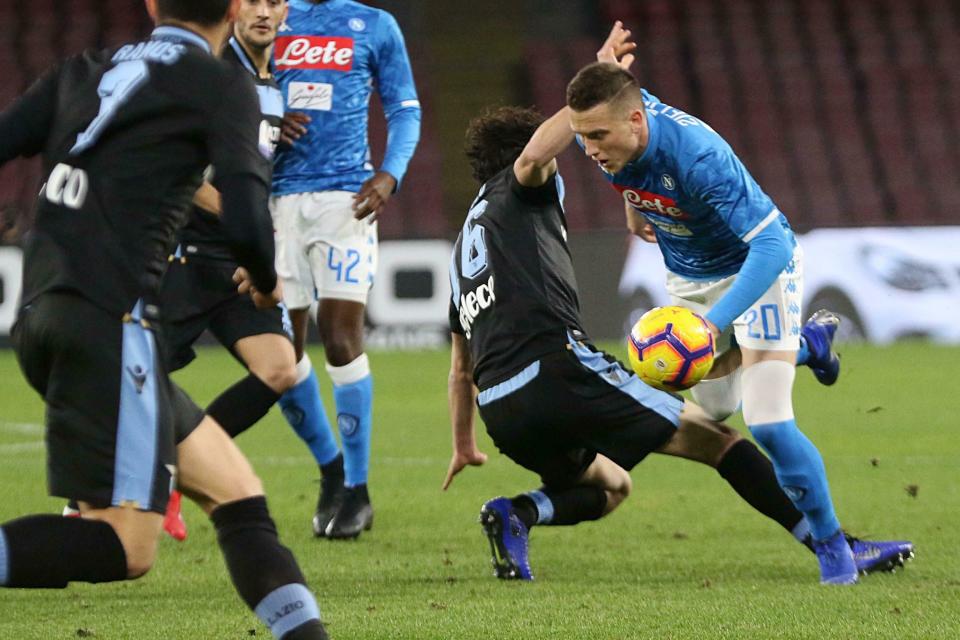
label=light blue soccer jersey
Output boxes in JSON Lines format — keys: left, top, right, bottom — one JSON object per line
{"left": 272, "top": 0, "right": 421, "bottom": 195}
{"left": 599, "top": 90, "right": 795, "bottom": 280}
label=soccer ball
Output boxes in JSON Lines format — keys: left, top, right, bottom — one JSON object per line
{"left": 627, "top": 306, "right": 715, "bottom": 391}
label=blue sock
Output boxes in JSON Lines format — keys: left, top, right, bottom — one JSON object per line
{"left": 332, "top": 374, "right": 373, "bottom": 488}
{"left": 278, "top": 365, "right": 340, "bottom": 467}
{"left": 749, "top": 420, "right": 841, "bottom": 541}
{"left": 795, "top": 336, "right": 810, "bottom": 366}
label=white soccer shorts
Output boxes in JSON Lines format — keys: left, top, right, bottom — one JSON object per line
{"left": 666, "top": 245, "right": 804, "bottom": 352}
{"left": 270, "top": 191, "right": 378, "bottom": 309}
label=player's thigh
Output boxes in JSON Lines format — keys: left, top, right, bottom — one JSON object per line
{"left": 271, "top": 193, "right": 317, "bottom": 312}
{"left": 731, "top": 246, "right": 804, "bottom": 354}
{"left": 15, "top": 292, "right": 178, "bottom": 515}
{"left": 478, "top": 362, "right": 598, "bottom": 489}
{"left": 655, "top": 401, "right": 742, "bottom": 466}
{"left": 177, "top": 416, "right": 264, "bottom": 514}
{"left": 302, "top": 191, "right": 378, "bottom": 306}
{"left": 233, "top": 333, "right": 298, "bottom": 393}
{"left": 560, "top": 341, "right": 683, "bottom": 471}
{"left": 209, "top": 295, "right": 296, "bottom": 390}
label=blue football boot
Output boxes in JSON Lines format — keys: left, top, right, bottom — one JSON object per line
{"left": 847, "top": 535, "right": 915, "bottom": 574}
{"left": 802, "top": 309, "right": 841, "bottom": 386}
{"left": 814, "top": 529, "right": 859, "bottom": 585}
{"left": 479, "top": 497, "right": 533, "bottom": 580}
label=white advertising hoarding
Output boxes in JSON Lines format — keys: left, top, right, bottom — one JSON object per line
{"left": 618, "top": 226, "right": 960, "bottom": 343}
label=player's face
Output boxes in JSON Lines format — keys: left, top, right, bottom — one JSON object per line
{"left": 569, "top": 101, "right": 647, "bottom": 174}
{"left": 235, "top": 0, "right": 287, "bottom": 51}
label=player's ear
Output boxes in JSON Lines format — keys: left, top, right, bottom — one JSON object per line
{"left": 144, "top": 0, "right": 158, "bottom": 22}
{"left": 628, "top": 108, "right": 645, "bottom": 134}
{"left": 227, "top": 0, "right": 242, "bottom": 22}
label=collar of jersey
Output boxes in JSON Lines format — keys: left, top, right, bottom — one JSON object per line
{"left": 228, "top": 36, "right": 274, "bottom": 77}
{"left": 151, "top": 26, "right": 212, "bottom": 54}
{"left": 290, "top": 0, "right": 345, "bottom": 11}
{"left": 626, "top": 101, "right": 662, "bottom": 172}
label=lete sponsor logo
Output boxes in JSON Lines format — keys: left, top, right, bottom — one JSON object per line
{"left": 274, "top": 36, "right": 354, "bottom": 70}
{"left": 614, "top": 184, "right": 690, "bottom": 219}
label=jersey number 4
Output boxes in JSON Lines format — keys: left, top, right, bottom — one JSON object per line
{"left": 71, "top": 60, "right": 150, "bottom": 155}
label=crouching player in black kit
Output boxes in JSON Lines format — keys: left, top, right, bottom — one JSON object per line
{"left": 0, "top": 1, "right": 327, "bottom": 638}
{"left": 443, "top": 26, "right": 846, "bottom": 582}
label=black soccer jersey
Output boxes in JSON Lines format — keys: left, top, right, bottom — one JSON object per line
{"left": 177, "top": 37, "right": 283, "bottom": 262}
{"left": 0, "top": 26, "right": 275, "bottom": 316}
{"left": 449, "top": 166, "right": 587, "bottom": 389}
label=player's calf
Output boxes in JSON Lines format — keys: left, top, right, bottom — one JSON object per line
{"left": 0, "top": 507, "right": 158, "bottom": 588}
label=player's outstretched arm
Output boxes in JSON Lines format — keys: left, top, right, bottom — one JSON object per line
{"left": 0, "top": 66, "right": 59, "bottom": 164}
{"left": 443, "top": 333, "right": 487, "bottom": 490}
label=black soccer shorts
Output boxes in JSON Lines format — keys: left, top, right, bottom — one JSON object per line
{"left": 159, "top": 259, "right": 290, "bottom": 373}
{"left": 12, "top": 292, "right": 204, "bottom": 514}
{"left": 477, "top": 339, "right": 684, "bottom": 489}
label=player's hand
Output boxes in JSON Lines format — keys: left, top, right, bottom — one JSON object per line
{"left": 703, "top": 317, "right": 721, "bottom": 341}
{"left": 353, "top": 171, "right": 397, "bottom": 222}
{"left": 597, "top": 21, "right": 636, "bottom": 70}
{"left": 636, "top": 221, "right": 658, "bottom": 243}
{"left": 280, "top": 112, "right": 311, "bottom": 146}
{"left": 233, "top": 267, "right": 283, "bottom": 309}
{"left": 442, "top": 448, "right": 488, "bottom": 491}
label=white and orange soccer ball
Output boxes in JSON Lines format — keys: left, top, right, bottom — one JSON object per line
{"left": 627, "top": 306, "right": 715, "bottom": 392}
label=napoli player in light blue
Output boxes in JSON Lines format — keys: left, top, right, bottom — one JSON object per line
{"left": 269, "top": 0, "right": 421, "bottom": 539}
{"left": 562, "top": 46, "right": 912, "bottom": 583}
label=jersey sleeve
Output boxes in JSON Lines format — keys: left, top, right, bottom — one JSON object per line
{"left": 509, "top": 169, "right": 561, "bottom": 206}
{"left": 205, "top": 67, "right": 272, "bottom": 186}
{"left": 684, "top": 147, "right": 780, "bottom": 241}
{"left": 0, "top": 64, "right": 60, "bottom": 164}
{"left": 373, "top": 12, "right": 421, "bottom": 187}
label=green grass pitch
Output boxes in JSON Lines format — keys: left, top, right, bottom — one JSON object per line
{"left": 0, "top": 341, "right": 958, "bottom": 639}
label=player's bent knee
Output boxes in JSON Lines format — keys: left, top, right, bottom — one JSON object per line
{"left": 254, "top": 363, "right": 298, "bottom": 394}
{"left": 690, "top": 370, "right": 742, "bottom": 421}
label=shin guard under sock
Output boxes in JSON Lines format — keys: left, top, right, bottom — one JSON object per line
{"left": 211, "top": 497, "right": 322, "bottom": 638}
{"left": 207, "top": 374, "right": 280, "bottom": 438}
{"left": 0, "top": 515, "right": 127, "bottom": 588}
{"left": 716, "top": 439, "right": 805, "bottom": 534}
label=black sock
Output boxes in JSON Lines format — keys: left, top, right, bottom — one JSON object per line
{"left": 320, "top": 453, "right": 344, "bottom": 480}
{"left": 716, "top": 440, "right": 805, "bottom": 535}
{"left": 511, "top": 485, "right": 607, "bottom": 528}
{"left": 211, "top": 497, "right": 324, "bottom": 638}
{"left": 0, "top": 515, "right": 127, "bottom": 588}
{"left": 207, "top": 374, "right": 280, "bottom": 438}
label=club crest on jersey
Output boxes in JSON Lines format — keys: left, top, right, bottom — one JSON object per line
{"left": 349, "top": 18, "right": 366, "bottom": 32}
{"left": 615, "top": 185, "right": 690, "bottom": 220}
{"left": 661, "top": 174, "right": 676, "bottom": 190}
{"left": 274, "top": 36, "right": 354, "bottom": 71}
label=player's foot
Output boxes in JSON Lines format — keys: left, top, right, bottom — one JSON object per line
{"left": 814, "top": 529, "right": 858, "bottom": 585}
{"left": 312, "top": 475, "right": 346, "bottom": 538}
{"left": 162, "top": 490, "right": 188, "bottom": 542}
{"left": 62, "top": 500, "right": 81, "bottom": 517}
{"left": 802, "top": 309, "right": 841, "bottom": 386}
{"left": 325, "top": 484, "right": 373, "bottom": 539}
{"left": 479, "top": 497, "right": 533, "bottom": 581}
{"left": 846, "top": 535, "right": 915, "bottom": 574}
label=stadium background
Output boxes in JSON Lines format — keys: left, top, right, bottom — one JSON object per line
{"left": 1, "top": 0, "right": 958, "bottom": 344}
{"left": 0, "top": 4, "right": 958, "bottom": 638}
